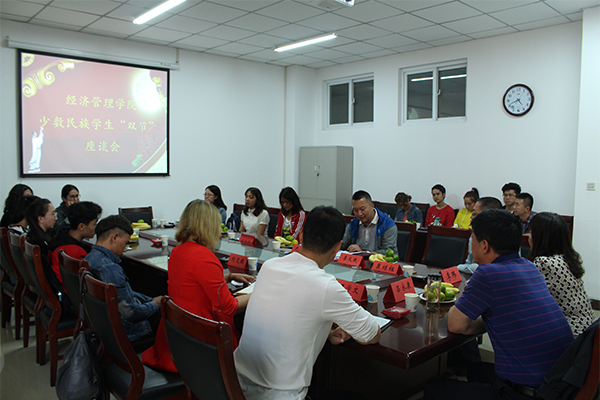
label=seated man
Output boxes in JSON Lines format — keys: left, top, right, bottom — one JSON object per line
{"left": 234, "top": 206, "right": 381, "bottom": 400}
{"left": 48, "top": 201, "right": 102, "bottom": 285}
{"left": 513, "top": 192, "right": 536, "bottom": 234}
{"left": 456, "top": 196, "right": 502, "bottom": 274}
{"left": 85, "top": 215, "right": 163, "bottom": 342}
{"left": 501, "top": 182, "right": 521, "bottom": 213}
{"left": 425, "top": 209, "right": 573, "bottom": 400}
{"left": 342, "top": 190, "right": 397, "bottom": 255}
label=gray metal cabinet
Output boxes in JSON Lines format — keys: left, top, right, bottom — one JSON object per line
{"left": 298, "top": 146, "right": 353, "bottom": 213}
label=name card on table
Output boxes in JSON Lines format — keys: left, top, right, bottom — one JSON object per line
{"left": 337, "top": 253, "right": 366, "bottom": 269}
{"left": 337, "top": 279, "right": 367, "bottom": 302}
{"left": 291, "top": 244, "right": 301, "bottom": 253}
{"left": 371, "top": 261, "right": 400, "bottom": 275}
{"left": 227, "top": 254, "right": 248, "bottom": 270}
{"left": 383, "top": 277, "right": 415, "bottom": 303}
{"left": 239, "top": 234, "right": 257, "bottom": 247}
{"left": 440, "top": 266, "right": 462, "bottom": 285}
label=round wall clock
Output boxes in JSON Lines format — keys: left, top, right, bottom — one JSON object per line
{"left": 503, "top": 84, "right": 534, "bottom": 116}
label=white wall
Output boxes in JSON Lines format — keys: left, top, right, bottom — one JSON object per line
{"left": 309, "top": 22, "right": 582, "bottom": 215}
{"left": 0, "top": 21, "right": 286, "bottom": 220}
{"left": 573, "top": 7, "right": 600, "bottom": 299}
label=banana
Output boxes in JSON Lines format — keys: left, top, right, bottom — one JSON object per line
{"left": 376, "top": 254, "right": 385, "bottom": 261}
{"left": 441, "top": 282, "right": 454, "bottom": 288}
{"left": 274, "top": 236, "right": 292, "bottom": 246}
{"left": 447, "top": 287, "right": 460, "bottom": 294}
{"left": 132, "top": 222, "right": 151, "bottom": 229}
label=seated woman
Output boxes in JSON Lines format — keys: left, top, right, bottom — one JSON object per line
{"left": 6, "top": 195, "right": 38, "bottom": 235}
{"left": 204, "top": 185, "right": 227, "bottom": 224}
{"left": 394, "top": 192, "right": 423, "bottom": 224}
{"left": 1, "top": 183, "right": 33, "bottom": 228}
{"left": 453, "top": 188, "right": 479, "bottom": 229}
{"left": 24, "top": 198, "right": 67, "bottom": 306}
{"left": 51, "top": 184, "right": 80, "bottom": 236}
{"left": 142, "top": 200, "right": 253, "bottom": 372}
{"left": 239, "top": 187, "right": 270, "bottom": 245}
{"left": 425, "top": 184, "right": 454, "bottom": 227}
{"left": 48, "top": 201, "right": 103, "bottom": 285}
{"left": 528, "top": 212, "right": 594, "bottom": 336}
{"left": 274, "top": 187, "right": 305, "bottom": 241}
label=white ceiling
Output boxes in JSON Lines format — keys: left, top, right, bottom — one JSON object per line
{"left": 2, "top": 0, "right": 598, "bottom": 68}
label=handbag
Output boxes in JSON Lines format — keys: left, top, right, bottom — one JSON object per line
{"left": 55, "top": 270, "right": 104, "bottom": 400}
{"left": 55, "top": 328, "right": 104, "bottom": 400}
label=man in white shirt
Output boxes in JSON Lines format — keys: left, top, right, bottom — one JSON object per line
{"left": 234, "top": 206, "right": 381, "bottom": 400}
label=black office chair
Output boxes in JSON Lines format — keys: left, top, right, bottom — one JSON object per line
{"left": 23, "top": 239, "right": 77, "bottom": 386}
{"left": 267, "top": 213, "right": 278, "bottom": 238}
{"left": 82, "top": 273, "right": 187, "bottom": 400}
{"left": 395, "top": 222, "right": 416, "bottom": 262}
{"left": 162, "top": 297, "right": 246, "bottom": 400}
{"left": 8, "top": 231, "right": 39, "bottom": 348}
{"left": 118, "top": 206, "right": 153, "bottom": 225}
{"left": 373, "top": 201, "right": 397, "bottom": 219}
{"left": 1, "top": 227, "right": 23, "bottom": 337}
{"left": 421, "top": 226, "right": 471, "bottom": 268}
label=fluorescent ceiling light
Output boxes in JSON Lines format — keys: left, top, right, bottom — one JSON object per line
{"left": 133, "top": 0, "right": 186, "bottom": 25}
{"left": 274, "top": 33, "right": 337, "bottom": 52}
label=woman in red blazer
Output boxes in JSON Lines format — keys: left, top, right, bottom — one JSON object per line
{"left": 274, "top": 187, "right": 306, "bottom": 241}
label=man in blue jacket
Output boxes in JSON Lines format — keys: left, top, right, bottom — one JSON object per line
{"left": 85, "top": 215, "right": 163, "bottom": 342}
{"left": 342, "top": 190, "right": 397, "bottom": 255}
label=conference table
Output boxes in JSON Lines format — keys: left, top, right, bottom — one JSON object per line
{"left": 119, "top": 228, "right": 477, "bottom": 400}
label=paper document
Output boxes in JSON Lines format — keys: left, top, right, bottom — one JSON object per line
{"left": 236, "top": 283, "right": 255, "bottom": 295}
{"left": 373, "top": 315, "right": 393, "bottom": 332}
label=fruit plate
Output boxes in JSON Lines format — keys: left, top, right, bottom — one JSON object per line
{"left": 419, "top": 292, "right": 457, "bottom": 304}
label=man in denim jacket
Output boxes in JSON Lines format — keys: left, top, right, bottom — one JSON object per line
{"left": 85, "top": 215, "right": 163, "bottom": 341}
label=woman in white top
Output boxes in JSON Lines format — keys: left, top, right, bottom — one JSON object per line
{"left": 239, "top": 187, "right": 270, "bottom": 243}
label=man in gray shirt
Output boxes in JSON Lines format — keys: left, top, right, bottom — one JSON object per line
{"left": 342, "top": 190, "right": 397, "bottom": 255}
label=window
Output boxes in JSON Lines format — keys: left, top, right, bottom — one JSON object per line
{"left": 327, "top": 76, "right": 373, "bottom": 127}
{"left": 402, "top": 61, "right": 466, "bottom": 123}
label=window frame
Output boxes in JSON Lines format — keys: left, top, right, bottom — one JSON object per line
{"left": 400, "top": 60, "right": 467, "bottom": 125}
{"left": 325, "top": 74, "right": 374, "bottom": 129}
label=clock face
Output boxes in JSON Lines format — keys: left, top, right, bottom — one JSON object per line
{"left": 503, "top": 84, "right": 534, "bottom": 116}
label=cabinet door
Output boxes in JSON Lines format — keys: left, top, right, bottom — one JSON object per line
{"left": 299, "top": 147, "right": 318, "bottom": 199}
{"left": 316, "top": 147, "right": 336, "bottom": 203}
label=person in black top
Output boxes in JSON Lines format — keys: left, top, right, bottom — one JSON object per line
{"left": 1, "top": 184, "right": 33, "bottom": 228}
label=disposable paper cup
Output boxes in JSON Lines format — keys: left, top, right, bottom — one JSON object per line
{"left": 160, "top": 219, "right": 167, "bottom": 228}
{"left": 405, "top": 293, "right": 419, "bottom": 313}
{"left": 366, "top": 285, "right": 379, "bottom": 303}
{"left": 248, "top": 257, "right": 258, "bottom": 271}
{"left": 152, "top": 219, "right": 159, "bottom": 229}
{"left": 402, "top": 265, "right": 415, "bottom": 278}
{"left": 161, "top": 235, "right": 169, "bottom": 247}
{"left": 272, "top": 241, "right": 281, "bottom": 251}
{"left": 415, "top": 222, "right": 421, "bottom": 230}
{"left": 227, "top": 231, "right": 236, "bottom": 240}
{"left": 133, "top": 228, "right": 140, "bottom": 236}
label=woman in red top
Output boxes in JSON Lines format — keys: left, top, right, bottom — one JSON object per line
{"left": 142, "top": 200, "right": 253, "bottom": 373}
{"left": 425, "top": 184, "right": 455, "bottom": 227}
{"left": 274, "top": 187, "right": 306, "bottom": 240}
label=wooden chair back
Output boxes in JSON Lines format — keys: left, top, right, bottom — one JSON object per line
{"left": 573, "top": 324, "right": 600, "bottom": 400}
{"left": 8, "top": 232, "right": 36, "bottom": 290}
{"left": 162, "top": 297, "right": 246, "bottom": 400}
{"left": 421, "top": 226, "right": 471, "bottom": 268}
{"left": 1, "top": 227, "right": 20, "bottom": 281}
{"left": 82, "top": 273, "right": 186, "bottom": 400}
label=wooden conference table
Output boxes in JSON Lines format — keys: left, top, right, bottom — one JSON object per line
{"left": 119, "top": 228, "right": 476, "bottom": 400}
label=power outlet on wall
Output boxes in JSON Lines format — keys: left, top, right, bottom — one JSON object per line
{"left": 586, "top": 182, "right": 596, "bottom": 191}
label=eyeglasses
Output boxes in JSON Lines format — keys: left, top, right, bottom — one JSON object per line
{"left": 204, "top": 193, "right": 215, "bottom": 198}
{"left": 68, "top": 194, "right": 81, "bottom": 200}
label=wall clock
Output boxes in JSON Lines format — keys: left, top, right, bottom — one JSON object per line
{"left": 503, "top": 84, "right": 534, "bottom": 116}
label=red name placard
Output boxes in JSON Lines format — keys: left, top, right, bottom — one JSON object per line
{"left": 227, "top": 254, "right": 248, "bottom": 270}
{"left": 383, "top": 277, "right": 415, "bottom": 303}
{"left": 239, "top": 234, "right": 257, "bottom": 247}
{"left": 337, "top": 253, "right": 366, "bottom": 268}
{"left": 291, "top": 244, "right": 301, "bottom": 253}
{"left": 337, "top": 279, "right": 367, "bottom": 302}
{"left": 440, "top": 266, "right": 462, "bottom": 285}
{"left": 371, "top": 261, "right": 400, "bottom": 275}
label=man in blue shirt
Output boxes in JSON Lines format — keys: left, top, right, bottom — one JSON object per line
{"left": 426, "top": 209, "right": 573, "bottom": 400}
{"left": 342, "top": 190, "right": 397, "bottom": 255}
{"left": 85, "top": 215, "right": 163, "bottom": 342}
